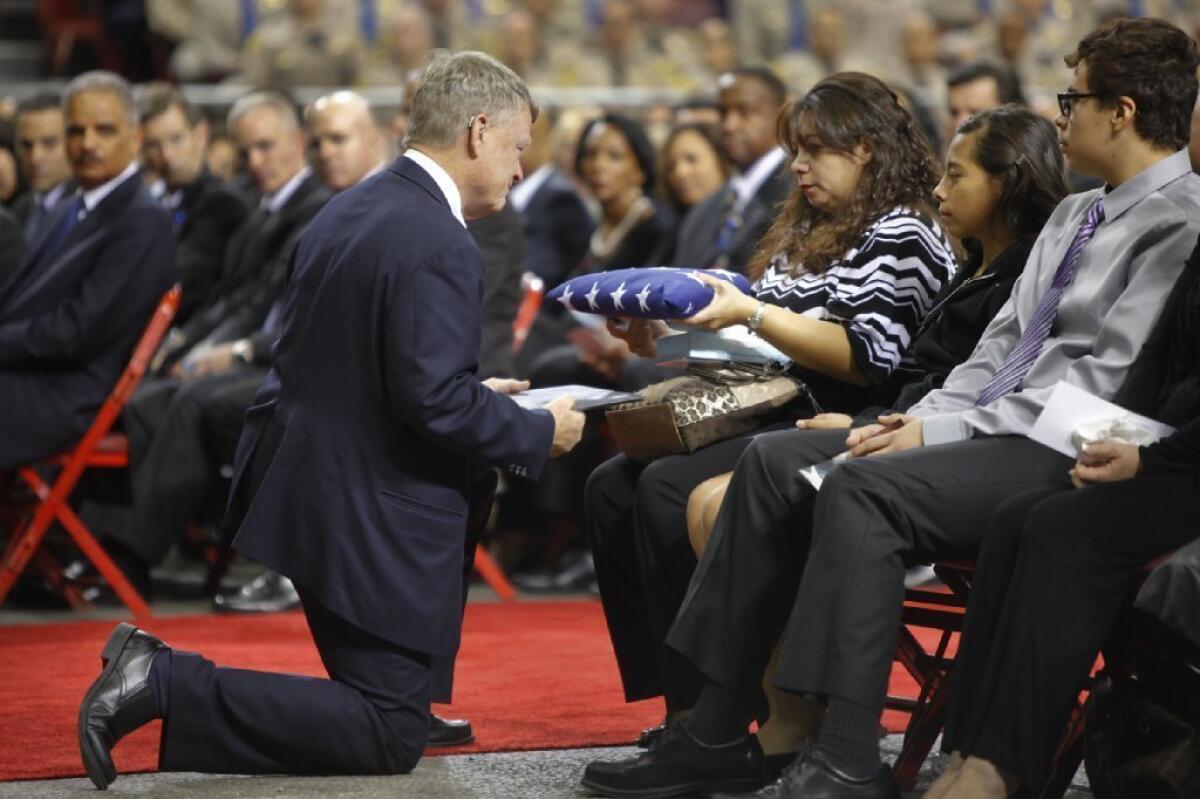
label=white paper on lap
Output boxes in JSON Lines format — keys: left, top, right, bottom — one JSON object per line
{"left": 1027, "top": 381, "right": 1176, "bottom": 457}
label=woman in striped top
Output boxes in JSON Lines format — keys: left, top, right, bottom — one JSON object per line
{"left": 584, "top": 72, "right": 958, "bottom": 755}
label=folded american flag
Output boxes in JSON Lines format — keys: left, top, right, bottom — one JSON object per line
{"left": 546, "top": 267, "right": 753, "bottom": 320}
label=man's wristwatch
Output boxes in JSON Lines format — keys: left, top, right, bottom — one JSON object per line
{"left": 231, "top": 339, "right": 253, "bottom": 366}
{"left": 746, "top": 301, "right": 768, "bottom": 332}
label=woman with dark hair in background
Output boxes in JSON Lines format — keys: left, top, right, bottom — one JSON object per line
{"left": 660, "top": 121, "right": 730, "bottom": 220}
{"left": 510, "top": 113, "right": 674, "bottom": 593}
{"left": 0, "top": 135, "right": 23, "bottom": 207}
{"left": 528, "top": 112, "right": 675, "bottom": 391}
{"left": 581, "top": 74, "right": 959, "bottom": 796}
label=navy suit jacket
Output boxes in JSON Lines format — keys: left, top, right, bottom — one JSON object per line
{"left": 228, "top": 156, "right": 555, "bottom": 656}
{"left": 172, "top": 168, "right": 250, "bottom": 324}
{"left": 0, "top": 170, "right": 177, "bottom": 466}
{"left": 520, "top": 168, "right": 593, "bottom": 286}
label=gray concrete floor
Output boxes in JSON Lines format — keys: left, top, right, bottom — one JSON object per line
{"left": 0, "top": 738, "right": 1093, "bottom": 798}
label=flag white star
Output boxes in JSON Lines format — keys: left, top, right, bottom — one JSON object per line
{"left": 636, "top": 284, "right": 652, "bottom": 313}
{"left": 558, "top": 284, "right": 574, "bottom": 308}
{"left": 610, "top": 281, "right": 627, "bottom": 310}
{"left": 686, "top": 271, "right": 708, "bottom": 286}
{"left": 683, "top": 302, "right": 694, "bottom": 316}
{"left": 585, "top": 282, "right": 601, "bottom": 311}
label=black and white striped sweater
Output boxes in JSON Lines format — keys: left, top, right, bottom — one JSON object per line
{"left": 752, "top": 206, "right": 958, "bottom": 411}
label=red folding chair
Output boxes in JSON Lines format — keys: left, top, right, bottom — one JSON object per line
{"left": 511, "top": 271, "right": 545, "bottom": 355}
{"left": 0, "top": 285, "right": 182, "bottom": 620}
{"left": 37, "top": 0, "right": 120, "bottom": 75}
{"left": 886, "top": 555, "right": 1173, "bottom": 797}
{"left": 887, "top": 561, "right": 973, "bottom": 791}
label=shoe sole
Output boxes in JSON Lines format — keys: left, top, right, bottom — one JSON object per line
{"left": 579, "top": 775, "right": 762, "bottom": 798}
{"left": 77, "top": 622, "right": 137, "bottom": 790}
{"left": 425, "top": 732, "right": 476, "bottom": 748}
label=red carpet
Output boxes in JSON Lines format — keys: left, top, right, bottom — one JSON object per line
{"left": 0, "top": 600, "right": 930, "bottom": 782}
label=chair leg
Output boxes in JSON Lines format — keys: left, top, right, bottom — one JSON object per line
{"left": 894, "top": 667, "right": 952, "bottom": 791}
{"left": 890, "top": 625, "right": 949, "bottom": 791}
{"left": 0, "top": 483, "right": 57, "bottom": 605}
{"left": 474, "top": 545, "right": 517, "bottom": 602}
{"left": 203, "top": 546, "right": 237, "bottom": 597}
{"left": 53, "top": 501, "right": 153, "bottom": 620}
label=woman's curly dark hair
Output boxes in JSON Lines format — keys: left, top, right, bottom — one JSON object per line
{"left": 748, "top": 72, "right": 941, "bottom": 281}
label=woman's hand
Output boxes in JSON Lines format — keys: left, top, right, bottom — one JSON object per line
{"left": 682, "top": 272, "right": 759, "bottom": 331}
{"left": 606, "top": 317, "right": 671, "bottom": 358}
{"left": 1070, "top": 440, "right": 1141, "bottom": 488}
{"left": 797, "top": 413, "right": 855, "bottom": 430}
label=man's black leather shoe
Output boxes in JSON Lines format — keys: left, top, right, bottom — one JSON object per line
{"left": 716, "top": 746, "right": 900, "bottom": 799}
{"left": 213, "top": 569, "right": 300, "bottom": 613}
{"left": 427, "top": 714, "right": 474, "bottom": 746}
{"left": 78, "top": 623, "right": 168, "bottom": 790}
{"left": 581, "top": 722, "right": 764, "bottom": 797}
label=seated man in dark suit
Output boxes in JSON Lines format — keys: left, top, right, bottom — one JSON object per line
{"left": 509, "top": 109, "right": 593, "bottom": 287}
{"left": 10, "top": 93, "right": 75, "bottom": 246}
{"left": 139, "top": 84, "right": 249, "bottom": 325}
{"left": 472, "top": 202, "right": 527, "bottom": 380}
{"left": 0, "top": 71, "right": 176, "bottom": 469}
{"left": 671, "top": 66, "right": 790, "bottom": 274}
{"left": 78, "top": 49, "right": 584, "bottom": 788}
{"left": 96, "top": 91, "right": 330, "bottom": 596}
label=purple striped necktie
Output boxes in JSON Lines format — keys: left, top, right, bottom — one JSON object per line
{"left": 975, "top": 197, "right": 1105, "bottom": 407}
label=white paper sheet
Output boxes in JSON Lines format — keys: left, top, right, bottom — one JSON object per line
{"left": 1027, "top": 381, "right": 1176, "bottom": 457}
{"left": 509, "top": 384, "right": 642, "bottom": 411}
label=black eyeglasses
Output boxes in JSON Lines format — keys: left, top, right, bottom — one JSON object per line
{"left": 1057, "top": 91, "right": 1103, "bottom": 118}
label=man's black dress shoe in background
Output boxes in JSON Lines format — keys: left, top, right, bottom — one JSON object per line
{"left": 716, "top": 746, "right": 900, "bottom": 799}
{"left": 581, "top": 722, "right": 765, "bottom": 797}
{"left": 427, "top": 714, "right": 474, "bottom": 746}
{"left": 78, "top": 623, "right": 168, "bottom": 790}
{"left": 213, "top": 569, "right": 300, "bottom": 613}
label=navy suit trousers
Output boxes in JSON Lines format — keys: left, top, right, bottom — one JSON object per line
{"left": 159, "top": 587, "right": 432, "bottom": 775}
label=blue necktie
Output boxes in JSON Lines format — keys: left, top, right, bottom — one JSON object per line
{"left": 976, "top": 198, "right": 1105, "bottom": 406}
{"left": 712, "top": 188, "right": 741, "bottom": 270}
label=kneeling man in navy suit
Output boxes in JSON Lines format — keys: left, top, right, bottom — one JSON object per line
{"left": 77, "top": 50, "right": 585, "bottom": 787}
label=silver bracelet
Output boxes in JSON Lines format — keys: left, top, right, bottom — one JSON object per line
{"left": 746, "top": 301, "right": 767, "bottom": 332}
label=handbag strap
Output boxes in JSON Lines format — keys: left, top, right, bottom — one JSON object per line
{"left": 684, "top": 364, "right": 825, "bottom": 415}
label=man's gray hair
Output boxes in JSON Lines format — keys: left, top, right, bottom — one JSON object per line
{"left": 227, "top": 91, "right": 301, "bottom": 132}
{"left": 403, "top": 50, "right": 536, "bottom": 150}
{"left": 63, "top": 70, "right": 137, "bottom": 124}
